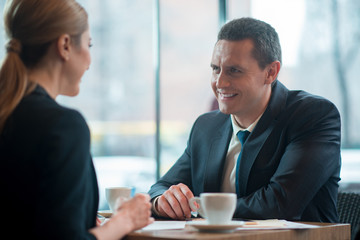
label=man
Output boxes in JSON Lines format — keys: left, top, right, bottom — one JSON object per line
{"left": 149, "top": 18, "right": 341, "bottom": 222}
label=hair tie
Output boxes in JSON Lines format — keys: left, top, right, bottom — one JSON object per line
{"left": 6, "top": 39, "right": 22, "bottom": 54}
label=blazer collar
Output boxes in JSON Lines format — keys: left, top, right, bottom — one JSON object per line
{"left": 30, "top": 84, "right": 53, "bottom": 100}
{"left": 204, "top": 114, "right": 232, "bottom": 192}
{"left": 237, "top": 80, "right": 288, "bottom": 196}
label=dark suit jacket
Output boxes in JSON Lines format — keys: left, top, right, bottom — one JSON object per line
{"left": 0, "top": 86, "right": 98, "bottom": 239}
{"left": 149, "top": 81, "right": 341, "bottom": 222}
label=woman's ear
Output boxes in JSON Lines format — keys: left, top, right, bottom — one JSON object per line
{"left": 265, "top": 61, "right": 281, "bottom": 84}
{"left": 57, "top": 34, "right": 71, "bottom": 61}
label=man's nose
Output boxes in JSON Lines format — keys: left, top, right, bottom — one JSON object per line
{"left": 216, "top": 72, "right": 230, "bottom": 88}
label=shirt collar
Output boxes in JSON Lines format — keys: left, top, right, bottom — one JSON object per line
{"left": 230, "top": 113, "right": 262, "bottom": 134}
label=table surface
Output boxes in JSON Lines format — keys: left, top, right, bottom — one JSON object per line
{"left": 124, "top": 222, "right": 350, "bottom": 240}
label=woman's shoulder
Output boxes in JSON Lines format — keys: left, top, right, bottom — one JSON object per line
{"left": 9, "top": 86, "right": 89, "bottom": 137}
{"left": 2, "top": 87, "right": 90, "bottom": 165}
{"left": 24, "top": 86, "right": 85, "bottom": 122}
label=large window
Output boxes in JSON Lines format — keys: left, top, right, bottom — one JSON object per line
{"left": 73, "top": 0, "right": 156, "bottom": 209}
{"left": 228, "top": 0, "right": 360, "bottom": 190}
{"left": 0, "top": 0, "right": 359, "bottom": 210}
{"left": 159, "top": 0, "right": 218, "bottom": 174}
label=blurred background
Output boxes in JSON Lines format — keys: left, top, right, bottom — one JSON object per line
{"left": 0, "top": 0, "right": 359, "bottom": 210}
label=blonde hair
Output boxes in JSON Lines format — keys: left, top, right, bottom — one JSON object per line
{"left": 0, "top": 0, "right": 88, "bottom": 132}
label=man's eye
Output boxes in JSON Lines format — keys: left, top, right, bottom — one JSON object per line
{"left": 212, "top": 66, "right": 220, "bottom": 73}
{"left": 230, "top": 67, "right": 240, "bottom": 73}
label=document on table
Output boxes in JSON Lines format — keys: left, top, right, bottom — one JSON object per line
{"left": 138, "top": 219, "right": 319, "bottom": 231}
{"left": 238, "top": 219, "right": 320, "bottom": 230}
{"left": 138, "top": 221, "right": 187, "bottom": 231}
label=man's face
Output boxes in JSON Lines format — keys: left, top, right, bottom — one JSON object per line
{"left": 210, "top": 39, "right": 273, "bottom": 127}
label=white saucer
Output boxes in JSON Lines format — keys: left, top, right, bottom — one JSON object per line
{"left": 97, "top": 210, "right": 112, "bottom": 218}
{"left": 186, "top": 220, "right": 244, "bottom": 232}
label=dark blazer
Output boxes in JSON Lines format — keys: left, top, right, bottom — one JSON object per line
{"left": 149, "top": 81, "right": 341, "bottom": 222}
{"left": 0, "top": 86, "right": 98, "bottom": 239}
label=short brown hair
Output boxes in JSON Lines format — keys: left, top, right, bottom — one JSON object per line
{"left": 218, "top": 17, "right": 282, "bottom": 69}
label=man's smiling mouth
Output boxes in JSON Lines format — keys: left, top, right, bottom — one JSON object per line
{"left": 217, "top": 91, "right": 238, "bottom": 99}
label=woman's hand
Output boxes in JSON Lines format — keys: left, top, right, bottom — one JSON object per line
{"left": 114, "top": 193, "right": 154, "bottom": 231}
{"left": 90, "top": 193, "right": 154, "bottom": 240}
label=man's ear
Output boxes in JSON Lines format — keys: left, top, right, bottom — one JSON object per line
{"left": 265, "top": 61, "right": 281, "bottom": 84}
{"left": 57, "top": 34, "right": 71, "bottom": 61}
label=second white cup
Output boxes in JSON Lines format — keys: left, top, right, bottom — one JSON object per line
{"left": 189, "top": 193, "right": 236, "bottom": 224}
{"left": 105, "top": 187, "right": 134, "bottom": 212}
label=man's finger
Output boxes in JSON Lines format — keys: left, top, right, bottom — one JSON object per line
{"left": 164, "top": 189, "right": 185, "bottom": 219}
{"left": 157, "top": 195, "right": 177, "bottom": 219}
{"left": 173, "top": 188, "right": 192, "bottom": 218}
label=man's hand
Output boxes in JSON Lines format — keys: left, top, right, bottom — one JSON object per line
{"left": 155, "top": 183, "right": 194, "bottom": 220}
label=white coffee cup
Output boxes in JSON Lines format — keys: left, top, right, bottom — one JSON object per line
{"left": 105, "top": 187, "right": 134, "bottom": 212}
{"left": 189, "top": 193, "right": 236, "bottom": 224}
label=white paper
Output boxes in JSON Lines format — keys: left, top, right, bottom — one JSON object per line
{"left": 138, "top": 221, "right": 187, "bottom": 231}
{"left": 237, "top": 219, "right": 320, "bottom": 230}
{"left": 137, "top": 219, "right": 319, "bottom": 232}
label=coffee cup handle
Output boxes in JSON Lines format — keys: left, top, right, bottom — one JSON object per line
{"left": 189, "top": 197, "right": 205, "bottom": 218}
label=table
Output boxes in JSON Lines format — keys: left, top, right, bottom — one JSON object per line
{"left": 124, "top": 222, "right": 350, "bottom": 240}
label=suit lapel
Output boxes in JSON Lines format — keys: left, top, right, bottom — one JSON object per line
{"left": 204, "top": 116, "right": 232, "bottom": 192}
{"left": 238, "top": 81, "right": 288, "bottom": 197}
{"left": 238, "top": 117, "right": 276, "bottom": 197}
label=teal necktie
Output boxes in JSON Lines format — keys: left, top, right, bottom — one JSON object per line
{"left": 235, "top": 130, "right": 250, "bottom": 198}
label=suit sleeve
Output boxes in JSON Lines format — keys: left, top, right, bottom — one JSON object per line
{"left": 34, "top": 110, "right": 97, "bottom": 239}
{"left": 235, "top": 98, "right": 341, "bottom": 221}
{"left": 148, "top": 119, "right": 199, "bottom": 200}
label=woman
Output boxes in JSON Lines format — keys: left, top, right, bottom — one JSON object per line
{"left": 0, "top": 0, "right": 153, "bottom": 239}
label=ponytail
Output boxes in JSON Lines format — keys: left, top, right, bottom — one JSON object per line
{"left": 0, "top": 0, "right": 88, "bottom": 133}
{"left": 0, "top": 39, "right": 35, "bottom": 133}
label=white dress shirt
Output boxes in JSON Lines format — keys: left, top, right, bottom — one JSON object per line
{"left": 220, "top": 114, "right": 262, "bottom": 193}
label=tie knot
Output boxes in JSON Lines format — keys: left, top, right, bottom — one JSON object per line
{"left": 237, "top": 130, "right": 250, "bottom": 145}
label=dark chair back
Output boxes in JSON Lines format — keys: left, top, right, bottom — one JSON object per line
{"left": 337, "top": 192, "right": 360, "bottom": 240}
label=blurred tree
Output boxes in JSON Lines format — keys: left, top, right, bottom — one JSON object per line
{"left": 299, "top": 0, "right": 360, "bottom": 148}
{"left": 330, "top": 0, "right": 360, "bottom": 148}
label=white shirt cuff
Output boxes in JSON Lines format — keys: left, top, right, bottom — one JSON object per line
{"left": 151, "top": 196, "right": 161, "bottom": 216}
